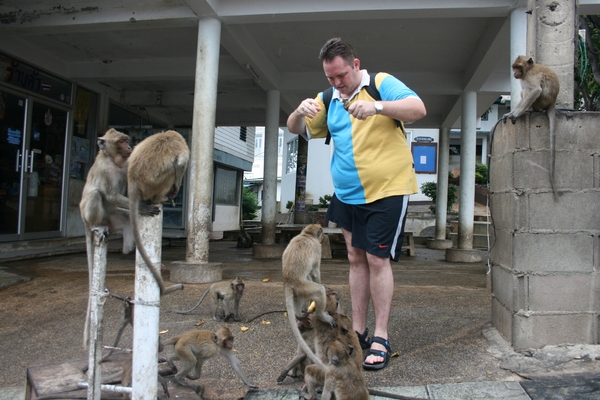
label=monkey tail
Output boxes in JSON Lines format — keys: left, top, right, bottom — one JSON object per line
{"left": 174, "top": 287, "right": 211, "bottom": 314}
{"left": 284, "top": 286, "right": 327, "bottom": 370}
{"left": 128, "top": 188, "right": 183, "bottom": 296}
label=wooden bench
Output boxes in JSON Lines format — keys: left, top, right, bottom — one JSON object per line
{"left": 277, "top": 224, "right": 415, "bottom": 258}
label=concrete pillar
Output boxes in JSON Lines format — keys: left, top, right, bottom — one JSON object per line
{"left": 490, "top": 2, "right": 592, "bottom": 351}
{"left": 131, "top": 208, "right": 163, "bottom": 399}
{"left": 526, "top": 0, "right": 576, "bottom": 108}
{"left": 253, "top": 90, "right": 286, "bottom": 258}
{"left": 427, "top": 126, "right": 452, "bottom": 250}
{"left": 170, "top": 17, "right": 222, "bottom": 283}
{"left": 510, "top": 7, "right": 528, "bottom": 107}
{"left": 446, "top": 91, "right": 481, "bottom": 263}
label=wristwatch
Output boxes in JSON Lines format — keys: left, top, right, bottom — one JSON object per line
{"left": 374, "top": 101, "right": 383, "bottom": 114}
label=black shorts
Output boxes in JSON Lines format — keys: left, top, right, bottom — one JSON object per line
{"left": 325, "top": 194, "right": 409, "bottom": 262}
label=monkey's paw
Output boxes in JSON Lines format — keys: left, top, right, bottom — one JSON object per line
{"left": 92, "top": 226, "right": 110, "bottom": 243}
{"left": 140, "top": 204, "right": 161, "bottom": 216}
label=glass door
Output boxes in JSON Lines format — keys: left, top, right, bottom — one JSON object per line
{"left": 0, "top": 89, "right": 69, "bottom": 241}
{"left": 0, "top": 90, "right": 26, "bottom": 239}
{"left": 23, "top": 101, "right": 68, "bottom": 236}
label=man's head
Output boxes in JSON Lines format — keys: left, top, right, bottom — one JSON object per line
{"left": 319, "top": 37, "right": 362, "bottom": 97}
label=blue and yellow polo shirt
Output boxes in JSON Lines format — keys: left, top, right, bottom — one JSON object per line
{"left": 305, "top": 70, "right": 419, "bottom": 204}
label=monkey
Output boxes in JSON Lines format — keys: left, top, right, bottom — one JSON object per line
{"left": 277, "top": 290, "right": 355, "bottom": 382}
{"left": 80, "top": 128, "right": 160, "bottom": 348}
{"left": 302, "top": 340, "right": 369, "bottom": 400}
{"left": 127, "top": 130, "right": 190, "bottom": 295}
{"left": 503, "top": 55, "right": 560, "bottom": 200}
{"left": 163, "top": 326, "right": 258, "bottom": 396}
{"left": 175, "top": 277, "right": 245, "bottom": 322}
{"left": 282, "top": 224, "right": 336, "bottom": 372}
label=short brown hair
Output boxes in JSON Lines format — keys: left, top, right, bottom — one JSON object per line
{"left": 318, "top": 37, "right": 357, "bottom": 65}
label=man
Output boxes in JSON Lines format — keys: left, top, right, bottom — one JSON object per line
{"left": 286, "top": 37, "right": 426, "bottom": 370}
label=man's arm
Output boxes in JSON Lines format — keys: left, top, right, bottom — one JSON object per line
{"left": 346, "top": 97, "right": 426, "bottom": 123}
{"left": 287, "top": 98, "right": 322, "bottom": 135}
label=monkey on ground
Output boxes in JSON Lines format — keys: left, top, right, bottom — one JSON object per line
{"left": 277, "top": 290, "right": 361, "bottom": 382}
{"left": 282, "top": 224, "right": 336, "bottom": 372}
{"left": 80, "top": 128, "right": 160, "bottom": 348}
{"left": 175, "top": 277, "right": 245, "bottom": 322}
{"left": 302, "top": 340, "right": 369, "bottom": 400}
{"left": 163, "top": 326, "right": 258, "bottom": 396}
{"left": 127, "top": 130, "right": 189, "bottom": 295}
{"left": 503, "top": 55, "right": 560, "bottom": 200}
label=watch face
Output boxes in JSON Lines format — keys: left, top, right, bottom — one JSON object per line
{"left": 374, "top": 102, "right": 383, "bottom": 114}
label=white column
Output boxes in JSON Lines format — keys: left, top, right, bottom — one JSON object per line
{"left": 457, "top": 91, "right": 477, "bottom": 250}
{"left": 131, "top": 207, "right": 163, "bottom": 399}
{"left": 261, "top": 90, "right": 280, "bottom": 245}
{"left": 186, "top": 17, "right": 221, "bottom": 263}
{"left": 446, "top": 91, "right": 481, "bottom": 262}
{"left": 170, "top": 19, "right": 222, "bottom": 287}
{"left": 428, "top": 126, "right": 453, "bottom": 250}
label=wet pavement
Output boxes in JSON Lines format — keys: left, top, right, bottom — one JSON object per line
{"left": 0, "top": 234, "right": 599, "bottom": 399}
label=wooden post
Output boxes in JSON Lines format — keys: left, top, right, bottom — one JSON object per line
{"left": 87, "top": 228, "right": 108, "bottom": 400}
{"left": 131, "top": 207, "right": 163, "bottom": 399}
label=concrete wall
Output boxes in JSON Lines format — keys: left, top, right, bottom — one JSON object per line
{"left": 490, "top": 111, "right": 600, "bottom": 351}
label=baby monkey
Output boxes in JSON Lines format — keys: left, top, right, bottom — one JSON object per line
{"left": 164, "top": 326, "right": 257, "bottom": 396}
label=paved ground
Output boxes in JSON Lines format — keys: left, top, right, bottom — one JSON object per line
{"left": 1, "top": 236, "right": 599, "bottom": 399}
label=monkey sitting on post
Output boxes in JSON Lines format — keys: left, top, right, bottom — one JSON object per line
{"left": 175, "top": 277, "right": 245, "bottom": 322}
{"left": 163, "top": 326, "right": 258, "bottom": 396}
{"left": 127, "top": 130, "right": 189, "bottom": 295}
{"left": 282, "top": 224, "right": 336, "bottom": 373}
{"left": 503, "top": 55, "right": 560, "bottom": 200}
{"left": 80, "top": 128, "right": 160, "bottom": 348}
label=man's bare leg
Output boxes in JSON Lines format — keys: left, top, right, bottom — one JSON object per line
{"left": 363, "top": 253, "right": 394, "bottom": 365}
{"left": 343, "top": 229, "right": 370, "bottom": 336}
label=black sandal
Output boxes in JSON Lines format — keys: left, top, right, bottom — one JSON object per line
{"left": 362, "top": 336, "right": 391, "bottom": 371}
{"left": 355, "top": 328, "right": 371, "bottom": 350}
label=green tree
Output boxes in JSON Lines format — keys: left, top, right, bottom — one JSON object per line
{"left": 420, "top": 181, "right": 458, "bottom": 214}
{"left": 577, "top": 16, "right": 600, "bottom": 110}
{"left": 242, "top": 187, "right": 259, "bottom": 220}
{"left": 475, "top": 163, "right": 488, "bottom": 186}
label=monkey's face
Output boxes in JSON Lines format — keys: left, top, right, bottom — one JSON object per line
{"left": 117, "top": 138, "right": 132, "bottom": 157}
{"left": 513, "top": 66, "right": 523, "bottom": 80}
{"left": 235, "top": 283, "right": 244, "bottom": 294}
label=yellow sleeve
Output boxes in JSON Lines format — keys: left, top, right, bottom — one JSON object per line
{"left": 305, "top": 94, "right": 329, "bottom": 139}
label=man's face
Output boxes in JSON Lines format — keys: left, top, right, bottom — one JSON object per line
{"left": 323, "top": 56, "right": 361, "bottom": 98}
